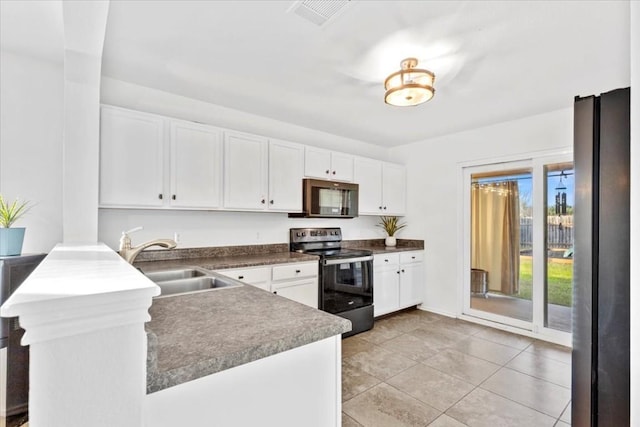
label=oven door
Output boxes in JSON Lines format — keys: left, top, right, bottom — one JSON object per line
{"left": 321, "top": 256, "right": 373, "bottom": 314}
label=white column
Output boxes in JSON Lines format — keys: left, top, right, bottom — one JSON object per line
{"left": 0, "top": 244, "right": 158, "bottom": 427}
{"left": 61, "top": 1, "right": 109, "bottom": 243}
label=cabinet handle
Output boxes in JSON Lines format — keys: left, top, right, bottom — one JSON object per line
{"left": 158, "top": 194, "right": 163, "bottom": 200}
{"left": 295, "top": 269, "right": 301, "bottom": 273}
{"left": 397, "top": 271, "right": 400, "bottom": 274}
{"left": 273, "top": 291, "right": 278, "bottom": 295}
{"left": 332, "top": 171, "right": 336, "bottom": 175}
{"left": 270, "top": 200, "right": 274, "bottom": 204}
{"left": 383, "top": 206, "right": 387, "bottom": 210}
{"left": 411, "top": 256, "right": 416, "bottom": 259}
{"left": 379, "top": 206, "right": 383, "bottom": 210}
{"left": 261, "top": 199, "right": 266, "bottom": 204}
{"left": 238, "top": 275, "right": 244, "bottom": 279}
{"left": 172, "top": 194, "right": 176, "bottom": 200}
{"left": 384, "top": 259, "right": 389, "bottom": 262}
{"left": 402, "top": 269, "right": 405, "bottom": 273}
{"left": 325, "top": 169, "right": 330, "bottom": 174}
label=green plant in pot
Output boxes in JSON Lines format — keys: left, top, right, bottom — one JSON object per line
{"left": 378, "top": 216, "right": 407, "bottom": 247}
{"left": 0, "top": 195, "right": 30, "bottom": 256}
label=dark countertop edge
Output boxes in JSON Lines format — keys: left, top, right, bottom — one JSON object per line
{"left": 146, "top": 320, "right": 350, "bottom": 394}
{"left": 135, "top": 251, "right": 319, "bottom": 271}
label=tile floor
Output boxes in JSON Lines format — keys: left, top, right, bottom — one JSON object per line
{"left": 342, "top": 309, "right": 572, "bottom": 427}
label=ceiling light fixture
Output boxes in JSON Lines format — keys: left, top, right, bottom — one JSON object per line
{"left": 384, "top": 57, "right": 435, "bottom": 107}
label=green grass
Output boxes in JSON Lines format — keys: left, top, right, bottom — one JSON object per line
{"left": 517, "top": 256, "right": 573, "bottom": 307}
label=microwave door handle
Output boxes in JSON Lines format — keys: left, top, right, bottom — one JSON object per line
{"left": 324, "top": 256, "right": 373, "bottom": 266}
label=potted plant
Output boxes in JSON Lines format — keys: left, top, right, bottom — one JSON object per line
{"left": 378, "top": 216, "right": 407, "bottom": 247}
{"left": 0, "top": 195, "right": 30, "bottom": 256}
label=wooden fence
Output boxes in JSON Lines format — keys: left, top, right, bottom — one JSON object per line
{"left": 520, "top": 216, "right": 573, "bottom": 249}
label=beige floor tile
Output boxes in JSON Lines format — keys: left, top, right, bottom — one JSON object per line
{"left": 342, "top": 413, "right": 363, "bottom": 427}
{"left": 434, "top": 317, "right": 489, "bottom": 336}
{"left": 427, "top": 414, "right": 468, "bottom": 427}
{"left": 446, "top": 388, "right": 556, "bottom": 427}
{"left": 343, "top": 383, "right": 440, "bottom": 427}
{"left": 379, "top": 333, "right": 439, "bottom": 362}
{"left": 413, "top": 322, "right": 472, "bottom": 343}
{"left": 423, "top": 349, "right": 501, "bottom": 386}
{"left": 359, "top": 322, "right": 403, "bottom": 344}
{"left": 556, "top": 421, "right": 570, "bottom": 427}
{"left": 560, "top": 401, "right": 571, "bottom": 423}
{"left": 387, "top": 363, "right": 475, "bottom": 412}
{"left": 506, "top": 350, "right": 571, "bottom": 388}
{"left": 375, "top": 315, "right": 424, "bottom": 333}
{"left": 344, "top": 345, "right": 417, "bottom": 380}
{"left": 407, "top": 327, "right": 467, "bottom": 351}
{"left": 524, "top": 340, "right": 572, "bottom": 365}
{"left": 342, "top": 361, "right": 382, "bottom": 401}
{"left": 474, "top": 328, "right": 534, "bottom": 350}
{"left": 343, "top": 335, "right": 378, "bottom": 358}
{"left": 480, "top": 368, "right": 571, "bottom": 418}
{"left": 453, "top": 336, "right": 522, "bottom": 365}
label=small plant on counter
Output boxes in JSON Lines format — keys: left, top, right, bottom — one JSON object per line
{"left": 377, "top": 216, "right": 407, "bottom": 237}
{"left": 0, "top": 195, "right": 30, "bottom": 228}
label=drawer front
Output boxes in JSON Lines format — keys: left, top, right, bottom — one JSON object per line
{"left": 374, "top": 253, "right": 400, "bottom": 267}
{"left": 272, "top": 262, "right": 318, "bottom": 281}
{"left": 216, "top": 267, "right": 270, "bottom": 284}
{"left": 400, "top": 251, "right": 424, "bottom": 264}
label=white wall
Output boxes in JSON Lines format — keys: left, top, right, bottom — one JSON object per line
{"left": 630, "top": 1, "right": 638, "bottom": 424}
{"left": 390, "top": 107, "right": 573, "bottom": 316}
{"left": 97, "top": 78, "right": 391, "bottom": 250}
{"left": 0, "top": 50, "right": 64, "bottom": 253}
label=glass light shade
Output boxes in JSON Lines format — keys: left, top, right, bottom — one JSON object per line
{"left": 384, "top": 58, "right": 435, "bottom": 107}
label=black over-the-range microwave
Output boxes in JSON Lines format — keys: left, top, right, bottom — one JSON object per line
{"left": 289, "top": 178, "right": 359, "bottom": 218}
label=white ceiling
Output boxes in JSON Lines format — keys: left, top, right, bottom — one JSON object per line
{"left": 2, "top": 1, "right": 632, "bottom": 147}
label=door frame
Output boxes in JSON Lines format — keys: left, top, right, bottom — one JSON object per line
{"left": 457, "top": 148, "right": 573, "bottom": 346}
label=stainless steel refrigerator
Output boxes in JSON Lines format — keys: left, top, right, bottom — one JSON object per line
{"left": 573, "top": 87, "right": 630, "bottom": 426}
{"left": 0, "top": 253, "right": 46, "bottom": 417}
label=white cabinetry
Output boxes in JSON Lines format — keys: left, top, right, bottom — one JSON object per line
{"left": 170, "top": 120, "right": 223, "bottom": 208}
{"left": 223, "top": 131, "right": 268, "bottom": 210}
{"left": 354, "top": 158, "right": 406, "bottom": 215}
{"left": 304, "top": 147, "right": 354, "bottom": 182}
{"left": 216, "top": 261, "right": 318, "bottom": 308}
{"left": 268, "top": 139, "right": 304, "bottom": 212}
{"left": 373, "top": 251, "right": 423, "bottom": 317}
{"left": 99, "top": 106, "right": 165, "bottom": 207}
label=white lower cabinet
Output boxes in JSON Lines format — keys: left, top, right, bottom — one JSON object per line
{"left": 216, "top": 261, "right": 318, "bottom": 308}
{"left": 373, "top": 251, "right": 424, "bottom": 317}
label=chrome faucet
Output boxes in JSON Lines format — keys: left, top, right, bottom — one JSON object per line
{"left": 118, "top": 227, "right": 177, "bottom": 264}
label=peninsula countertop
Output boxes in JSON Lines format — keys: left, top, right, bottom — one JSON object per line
{"left": 146, "top": 282, "right": 351, "bottom": 393}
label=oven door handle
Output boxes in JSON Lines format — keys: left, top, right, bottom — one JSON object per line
{"left": 324, "top": 256, "right": 373, "bottom": 266}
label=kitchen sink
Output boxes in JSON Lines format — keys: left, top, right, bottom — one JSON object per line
{"left": 144, "top": 268, "right": 207, "bottom": 283}
{"left": 142, "top": 267, "right": 243, "bottom": 298}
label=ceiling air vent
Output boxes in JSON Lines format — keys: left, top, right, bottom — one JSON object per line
{"left": 288, "top": 0, "right": 351, "bottom": 27}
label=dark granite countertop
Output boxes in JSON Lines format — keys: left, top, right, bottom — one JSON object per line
{"left": 343, "top": 238, "right": 424, "bottom": 255}
{"left": 146, "top": 284, "right": 351, "bottom": 393}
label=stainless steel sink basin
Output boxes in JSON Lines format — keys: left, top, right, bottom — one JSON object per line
{"left": 142, "top": 267, "right": 243, "bottom": 298}
{"left": 144, "top": 268, "right": 206, "bottom": 282}
{"left": 155, "top": 276, "right": 241, "bottom": 297}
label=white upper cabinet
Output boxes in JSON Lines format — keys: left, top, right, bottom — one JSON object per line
{"left": 99, "top": 106, "right": 165, "bottom": 207}
{"left": 381, "top": 162, "right": 407, "bottom": 216}
{"left": 304, "top": 146, "right": 354, "bottom": 182}
{"left": 223, "top": 131, "right": 268, "bottom": 210}
{"left": 170, "top": 120, "right": 223, "bottom": 208}
{"left": 354, "top": 157, "right": 383, "bottom": 214}
{"left": 268, "top": 139, "right": 304, "bottom": 212}
{"left": 353, "top": 158, "right": 406, "bottom": 216}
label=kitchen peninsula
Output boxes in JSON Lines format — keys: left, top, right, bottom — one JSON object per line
{"left": 0, "top": 243, "right": 350, "bottom": 427}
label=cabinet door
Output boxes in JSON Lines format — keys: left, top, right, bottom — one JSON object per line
{"left": 374, "top": 265, "right": 401, "bottom": 317}
{"left": 99, "top": 106, "right": 164, "bottom": 207}
{"left": 304, "top": 146, "right": 332, "bottom": 179}
{"left": 399, "top": 261, "right": 424, "bottom": 308}
{"left": 223, "top": 131, "right": 268, "bottom": 210}
{"left": 382, "top": 163, "right": 407, "bottom": 215}
{"left": 330, "top": 152, "right": 354, "bottom": 182}
{"left": 170, "top": 121, "right": 223, "bottom": 208}
{"left": 354, "top": 157, "right": 383, "bottom": 215}
{"left": 272, "top": 278, "right": 318, "bottom": 308}
{"left": 268, "top": 140, "right": 304, "bottom": 212}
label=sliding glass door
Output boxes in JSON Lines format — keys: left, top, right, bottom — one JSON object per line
{"left": 462, "top": 153, "right": 573, "bottom": 341}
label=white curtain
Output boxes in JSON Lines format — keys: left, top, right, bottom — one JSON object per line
{"left": 471, "top": 181, "right": 520, "bottom": 294}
